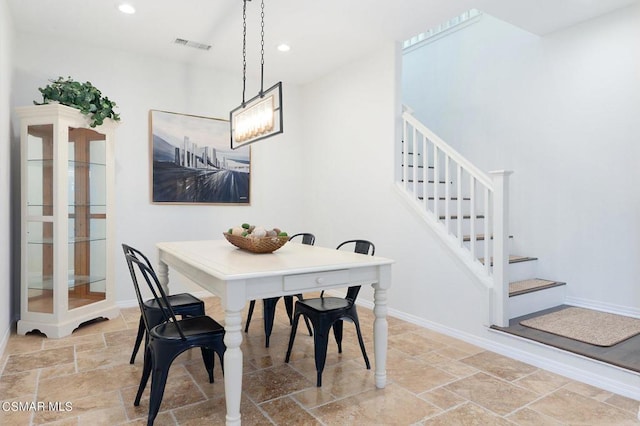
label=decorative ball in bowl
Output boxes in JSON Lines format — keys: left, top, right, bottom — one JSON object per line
{"left": 224, "top": 224, "right": 289, "bottom": 254}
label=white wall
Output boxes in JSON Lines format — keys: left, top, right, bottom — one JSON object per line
{"left": 11, "top": 33, "right": 307, "bottom": 304}
{"left": 403, "top": 4, "right": 640, "bottom": 314}
{"left": 0, "top": 0, "right": 15, "bottom": 351}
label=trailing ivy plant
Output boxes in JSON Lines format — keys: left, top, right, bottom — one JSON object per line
{"left": 34, "top": 76, "right": 120, "bottom": 127}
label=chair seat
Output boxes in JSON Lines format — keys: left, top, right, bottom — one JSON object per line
{"left": 298, "top": 297, "right": 350, "bottom": 312}
{"left": 153, "top": 316, "right": 224, "bottom": 340}
{"left": 144, "top": 293, "right": 202, "bottom": 310}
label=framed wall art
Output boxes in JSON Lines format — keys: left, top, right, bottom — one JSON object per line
{"left": 150, "top": 110, "right": 250, "bottom": 204}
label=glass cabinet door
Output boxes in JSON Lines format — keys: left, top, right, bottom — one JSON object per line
{"left": 26, "top": 124, "right": 54, "bottom": 313}
{"left": 67, "top": 127, "right": 107, "bottom": 310}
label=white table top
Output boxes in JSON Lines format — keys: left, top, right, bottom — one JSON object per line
{"left": 157, "top": 239, "right": 394, "bottom": 281}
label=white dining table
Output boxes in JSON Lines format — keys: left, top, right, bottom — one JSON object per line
{"left": 156, "top": 239, "right": 394, "bottom": 426}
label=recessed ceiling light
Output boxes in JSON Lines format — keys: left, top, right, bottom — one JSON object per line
{"left": 277, "top": 44, "right": 291, "bottom": 52}
{"left": 118, "top": 3, "right": 136, "bottom": 14}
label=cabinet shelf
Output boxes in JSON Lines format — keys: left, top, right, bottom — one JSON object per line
{"left": 27, "top": 236, "right": 107, "bottom": 244}
{"left": 27, "top": 159, "right": 107, "bottom": 167}
{"left": 28, "top": 274, "right": 107, "bottom": 290}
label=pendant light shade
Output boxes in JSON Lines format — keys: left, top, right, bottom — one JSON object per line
{"left": 230, "top": 0, "right": 283, "bottom": 149}
{"left": 231, "top": 82, "right": 282, "bottom": 149}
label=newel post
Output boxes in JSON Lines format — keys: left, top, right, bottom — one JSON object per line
{"left": 489, "top": 170, "right": 513, "bottom": 327}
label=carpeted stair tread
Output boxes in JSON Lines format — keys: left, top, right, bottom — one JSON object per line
{"left": 509, "top": 278, "right": 566, "bottom": 297}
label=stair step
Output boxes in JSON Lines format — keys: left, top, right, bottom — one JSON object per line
{"left": 463, "top": 234, "right": 513, "bottom": 242}
{"left": 478, "top": 255, "right": 537, "bottom": 266}
{"left": 509, "top": 278, "right": 566, "bottom": 297}
{"left": 508, "top": 279, "right": 567, "bottom": 319}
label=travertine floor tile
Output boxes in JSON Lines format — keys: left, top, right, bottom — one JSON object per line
{"left": 387, "top": 357, "right": 457, "bottom": 394}
{"left": 419, "top": 386, "right": 467, "bottom": 410}
{"left": 0, "top": 370, "right": 38, "bottom": 399}
{"left": 530, "top": 388, "right": 638, "bottom": 425}
{"left": 506, "top": 407, "right": 564, "bottom": 426}
{"left": 423, "top": 402, "right": 513, "bottom": 425}
{"left": 460, "top": 351, "right": 537, "bottom": 382}
{"left": 311, "top": 383, "right": 441, "bottom": 425}
{"left": 445, "top": 372, "right": 538, "bottom": 416}
{"left": 4, "top": 346, "right": 74, "bottom": 374}
{"left": 513, "top": 369, "right": 571, "bottom": 395}
{"left": 260, "top": 396, "right": 321, "bottom": 425}
{"left": 243, "top": 364, "right": 313, "bottom": 403}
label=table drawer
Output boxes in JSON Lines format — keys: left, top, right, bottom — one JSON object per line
{"left": 283, "top": 269, "right": 349, "bottom": 291}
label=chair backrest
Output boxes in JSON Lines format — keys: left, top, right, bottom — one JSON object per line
{"left": 289, "top": 233, "right": 316, "bottom": 245}
{"left": 336, "top": 239, "right": 375, "bottom": 256}
{"left": 124, "top": 252, "right": 188, "bottom": 341}
{"left": 336, "top": 239, "right": 375, "bottom": 302}
{"left": 122, "top": 243, "right": 155, "bottom": 271}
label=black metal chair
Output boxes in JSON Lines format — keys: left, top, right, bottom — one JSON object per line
{"left": 125, "top": 252, "right": 225, "bottom": 426}
{"left": 123, "top": 244, "right": 206, "bottom": 364}
{"left": 284, "top": 239, "right": 374, "bottom": 387}
{"left": 244, "top": 233, "right": 315, "bottom": 347}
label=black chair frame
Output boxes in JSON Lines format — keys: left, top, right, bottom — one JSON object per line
{"left": 123, "top": 244, "right": 205, "bottom": 364}
{"left": 285, "top": 239, "right": 373, "bottom": 387}
{"left": 125, "top": 253, "right": 226, "bottom": 426}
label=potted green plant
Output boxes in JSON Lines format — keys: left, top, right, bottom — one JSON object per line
{"left": 33, "top": 76, "right": 120, "bottom": 127}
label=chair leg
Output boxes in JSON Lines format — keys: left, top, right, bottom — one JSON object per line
{"left": 135, "top": 345, "right": 153, "bottom": 406}
{"left": 147, "top": 357, "right": 171, "bottom": 426}
{"left": 284, "top": 295, "right": 294, "bottom": 324}
{"left": 312, "top": 324, "right": 331, "bottom": 387}
{"left": 215, "top": 342, "right": 225, "bottom": 375}
{"left": 130, "top": 316, "right": 145, "bottom": 364}
{"left": 263, "top": 297, "right": 280, "bottom": 348}
{"left": 284, "top": 313, "right": 301, "bottom": 363}
{"left": 332, "top": 320, "right": 344, "bottom": 353}
{"left": 244, "top": 300, "right": 256, "bottom": 333}
{"left": 353, "top": 318, "right": 371, "bottom": 370}
{"left": 295, "top": 294, "right": 313, "bottom": 336}
{"left": 200, "top": 347, "right": 215, "bottom": 383}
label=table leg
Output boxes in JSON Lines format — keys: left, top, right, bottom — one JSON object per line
{"left": 224, "top": 308, "right": 243, "bottom": 426}
{"left": 373, "top": 283, "right": 389, "bottom": 389}
{"left": 157, "top": 261, "right": 169, "bottom": 294}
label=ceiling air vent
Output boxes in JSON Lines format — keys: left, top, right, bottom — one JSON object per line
{"left": 174, "top": 38, "right": 212, "bottom": 51}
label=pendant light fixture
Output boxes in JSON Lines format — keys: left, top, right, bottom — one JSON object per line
{"left": 230, "top": 0, "right": 283, "bottom": 149}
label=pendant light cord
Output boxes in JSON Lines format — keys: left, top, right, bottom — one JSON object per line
{"left": 240, "top": 0, "right": 267, "bottom": 104}
{"left": 260, "top": 0, "right": 265, "bottom": 95}
{"left": 241, "top": 0, "right": 248, "bottom": 105}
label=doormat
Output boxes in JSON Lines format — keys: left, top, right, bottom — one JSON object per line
{"left": 520, "top": 307, "right": 640, "bottom": 347}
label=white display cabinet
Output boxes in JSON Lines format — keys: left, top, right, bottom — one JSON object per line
{"left": 17, "top": 104, "right": 119, "bottom": 338}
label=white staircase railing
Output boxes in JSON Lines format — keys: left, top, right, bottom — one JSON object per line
{"left": 399, "top": 110, "right": 512, "bottom": 326}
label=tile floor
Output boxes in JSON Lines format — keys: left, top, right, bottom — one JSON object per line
{"left": 1, "top": 296, "right": 639, "bottom": 425}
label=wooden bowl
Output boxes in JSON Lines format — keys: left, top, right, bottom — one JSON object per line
{"left": 223, "top": 232, "right": 288, "bottom": 253}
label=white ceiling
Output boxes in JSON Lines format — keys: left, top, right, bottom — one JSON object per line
{"left": 7, "top": 0, "right": 638, "bottom": 85}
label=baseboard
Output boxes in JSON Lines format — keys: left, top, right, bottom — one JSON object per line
{"left": 0, "top": 325, "right": 10, "bottom": 372}
{"left": 565, "top": 296, "right": 640, "bottom": 318}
